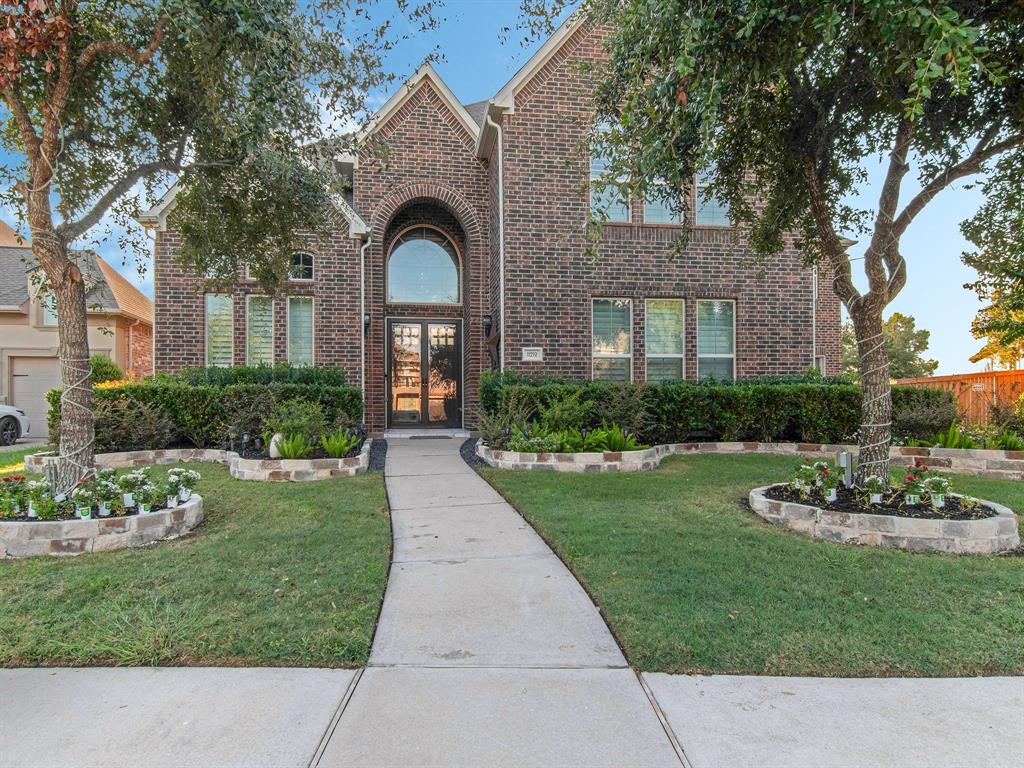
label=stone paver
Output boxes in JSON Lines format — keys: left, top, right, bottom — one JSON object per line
{"left": 644, "top": 673, "right": 1024, "bottom": 768}
{"left": 318, "top": 667, "right": 682, "bottom": 768}
{"left": 0, "top": 667, "right": 354, "bottom": 768}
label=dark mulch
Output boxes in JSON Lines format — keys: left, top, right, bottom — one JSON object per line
{"left": 764, "top": 483, "right": 997, "bottom": 520}
{"left": 368, "top": 439, "right": 387, "bottom": 473}
{"left": 461, "top": 437, "right": 486, "bottom": 470}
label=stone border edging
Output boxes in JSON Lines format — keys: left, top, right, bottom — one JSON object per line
{"left": 0, "top": 495, "right": 204, "bottom": 558}
{"left": 475, "top": 440, "right": 1024, "bottom": 479}
{"left": 748, "top": 486, "right": 1020, "bottom": 555}
{"left": 24, "top": 440, "right": 372, "bottom": 481}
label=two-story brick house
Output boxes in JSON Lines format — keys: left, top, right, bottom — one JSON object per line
{"left": 143, "top": 16, "right": 841, "bottom": 434}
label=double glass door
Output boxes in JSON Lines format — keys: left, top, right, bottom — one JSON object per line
{"left": 388, "top": 320, "right": 461, "bottom": 428}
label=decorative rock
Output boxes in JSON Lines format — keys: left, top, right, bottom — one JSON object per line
{"left": 748, "top": 486, "right": 1019, "bottom": 555}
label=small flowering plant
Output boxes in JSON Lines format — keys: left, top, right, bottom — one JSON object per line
{"left": 1, "top": 475, "right": 27, "bottom": 516}
{"left": 169, "top": 468, "right": 200, "bottom": 491}
{"left": 793, "top": 464, "right": 817, "bottom": 491}
{"left": 924, "top": 476, "right": 951, "bottom": 508}
{"left": 71, "top": 480, "right": 98, "bottom": 517}
{"left": 902, "top": 461, "right": 928, "bottom": 503}
{"left": 117, "top": 468, "right": 151, "bottom": 493}
{"left": 860, "top": 475, "right": 886, "bottom": 504}
{"left": 812, "top": 461, "right": 831, "bottom": 484}
{"left": 26, "top": 479, "right": 56, "bottom": 519}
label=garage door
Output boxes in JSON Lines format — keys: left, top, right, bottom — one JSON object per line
{"left": 10, "top": 356, "right": 61, "bottom": 439}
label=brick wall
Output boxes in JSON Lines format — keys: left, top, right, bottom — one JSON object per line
{"left": 498, "top": 22, "right": 841, "bottom": 379}
{"left": 128, "top": 321, "right": 153, "bottom": 377}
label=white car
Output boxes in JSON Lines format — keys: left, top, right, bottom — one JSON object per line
{"left": 0, "top": 405, "right": 30, "bottom": 446}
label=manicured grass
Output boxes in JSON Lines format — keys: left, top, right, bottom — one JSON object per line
{"left": 0, "top": 445, "right": 52, "bottom": 472}
{"left": 0, "top": 464, "right": 391, "bottom": 667}
{"left": 482, "top": 454, "right": 1024, "bottom": 677}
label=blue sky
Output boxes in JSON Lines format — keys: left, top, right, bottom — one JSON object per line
{"left": 7, "top": 0, "right": 992, "bottom": 375}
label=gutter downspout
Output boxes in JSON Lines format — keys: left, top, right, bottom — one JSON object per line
{"left": 484, "top": 107, "right": 505, "bottom": 371}
{"left": 359, "top": 236, "right": 371, "bottom": 402}
{"left": 811, "top": 264, "right": 818, "bottom": 372}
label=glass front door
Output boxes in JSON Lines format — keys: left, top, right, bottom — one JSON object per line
{"left": 388, "top": 320, "right": 461, "bottom": 428}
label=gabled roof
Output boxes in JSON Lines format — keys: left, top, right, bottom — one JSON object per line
{"left": 359, "top": 63, "right": 481, "bottom": 144}
{"left": 138, "top": 181, "right": 369, "bottom": 237}
{"left": 491, "top": 12, "right": 585, "bottom": 111}
{"left": 94, "top": 254, "right": 154, "bottom": 323}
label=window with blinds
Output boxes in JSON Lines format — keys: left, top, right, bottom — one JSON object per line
{"left": 288, "top": 297, "right": 313, "bottom": 366}
{"left": 645, "top": 299, "right": 684, "bottom": 382}
{"left": 205, "top": 294, "right": 233, "bottom": 367}
{"left": 590, "top": 154, "right": 630, "bottom": 222}
{"left": 697, "top": 299, "right": 735, "bottom": 380}
{"left": 592, "top": 298, "right": 632, "bottom": 381}
{"left": 246, "top": 296, "right": 274, "bottom": 365}
{"left": 695, "top": 169, "right": 731, "bottom": 226}
{"left": 643, "top": 182, "right": 683, "bottom": 225}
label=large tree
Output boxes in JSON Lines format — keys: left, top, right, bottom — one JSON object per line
{"left": 526, "top": 0, "right": 1024, "bottom": 480}
{"left": 841, "top": 313, "right": 939, "bottom": 380}
{"left": 0, "top": 0, "right": 434, "bottom": 495}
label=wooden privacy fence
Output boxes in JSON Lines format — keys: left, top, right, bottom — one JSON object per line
{"left": 895, "top": 370, "right": 1024, "bottom": 425}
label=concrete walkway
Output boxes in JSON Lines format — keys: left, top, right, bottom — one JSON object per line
{"left": 2, "top": 437, "right": 1021, "bottom": 767}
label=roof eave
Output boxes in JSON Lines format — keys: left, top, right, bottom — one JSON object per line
{"left": 491, "top": 11, "right": 584, "bottom": 113}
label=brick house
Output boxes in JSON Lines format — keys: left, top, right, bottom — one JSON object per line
{"left": 142, "top": 16, "right": 840, "bottom": 434}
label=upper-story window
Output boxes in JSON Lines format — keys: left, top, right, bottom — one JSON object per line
{"left": 695, "top": 169, "right": 731, "bottom": 227}
{"left": 289, "top": 252, "right": 314, "bottom": 281}
{"left": 40, "top": 293, "right": 58, "bottom": 326}
{"left": 387, "top": 226, "right": 460, "bottom": 305}
{"left": 590, "top": 153, "right": 630, "bottom": 223}
{"left": 643, "top": 183, "right": 683, "bottom": 225}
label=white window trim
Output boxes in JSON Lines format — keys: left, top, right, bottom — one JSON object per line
{"left": 40, "top": 292, "right": 58, "bottom": 326}
{"left": 591, "top": 297, "right": 633, "bottom": 382}
{"left": 286, "top": 295, "right": 315, "bottom": 366}
{"left": 289, "top": 252, "right": 314, "bottom": 283}
{"left": 245, "top": 294, "right": 275, "bottom": 366}
{"left": 205, "top": 294, "right": 234, "bottom": 368}
{"left": 645, "top": 298, "right": 685, "bottom": 381}
{"left": 642, "top": 182, "right": 683, "bottom": 226}
{"left": 696, "top": 298, "right": 736, "bottom": 380}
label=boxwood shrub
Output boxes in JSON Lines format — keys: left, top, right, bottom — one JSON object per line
{"left": 153, "top": 363, "right": 347, "bottom": 387}
{"left": 479, "top": 370, "right": 954, "bottom": 445}
{"left": 47, "top": 381, "right": 362, "bottom": 450}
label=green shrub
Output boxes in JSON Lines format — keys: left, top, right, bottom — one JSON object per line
{"left": 90, "top": 354, "right": 124, "bottom": 383}
{"left": 989, "top": 430, "right": 1024, "bottom": 451}
{"left": 276, "top": 433, "right": 314, "bottom": 459}
{"left": 267, "top": 398, "right": 327, "bottom": 440}
{"left": 93, "top": 396, "right": 178, "bottom": 452}
{"left": 481, "top": 375, "right": 953, "bottom": 446}
{"left": 538, "top": 390, "right": 590, "bottom": 432}
{"left": 321, "top": 429, "right": 360, "bottom": 458}
{"left": 48, "top": 380, "right": 361, "bottom": 449}
{"left": 155, "top": 363, "right": 347, "bottom": 387}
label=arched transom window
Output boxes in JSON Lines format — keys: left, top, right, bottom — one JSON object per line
{"left": 387, "top": 226, "right": 460, "bottom": 305}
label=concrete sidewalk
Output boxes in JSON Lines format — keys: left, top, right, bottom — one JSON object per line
{"left": 2, "top": 437, "right": 1021, "bottom": 767}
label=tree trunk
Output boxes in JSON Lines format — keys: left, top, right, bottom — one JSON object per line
{"left": 32, "top": 235, "right": 95, "bottom": 497}
{"left": 851, "top": 306, "right": 891, "bottom": 484}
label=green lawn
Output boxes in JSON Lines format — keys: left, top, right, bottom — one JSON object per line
{"left": 0, "top": 444, "right": 52, "bottom": 471}
{"left": 0, "top": 464, "right": 391, "bottom": 667}
{"left": 482, "top": 454, "right": 1024, "bottom": 677}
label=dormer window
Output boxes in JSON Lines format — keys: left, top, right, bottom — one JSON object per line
{"left": 289, "top": 252, "right": 314, "bottom": 281}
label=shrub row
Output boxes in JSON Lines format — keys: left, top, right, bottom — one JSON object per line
{"left": 152, "top": 363, "right": 348, "bottom": 387}
{"left": 479, "top": 371, "right": 955, "bottom": 445}
{"left": 47, "top": 382, "right": 362, "bottom": 451}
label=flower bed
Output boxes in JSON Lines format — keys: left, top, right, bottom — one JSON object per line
{"left": 749, "top": 486, "right": 1019, "bottom": 555}
{"left": 0, "top": 495, "right": 204, "bottom": 558}
{"left": 24, "top": 439, "right": 372, "bottom": 481}
{"left": 475, "top": 440, "right": 1024, "bottom": 478}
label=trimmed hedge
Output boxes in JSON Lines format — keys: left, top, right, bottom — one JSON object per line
{"left": 480, "top": 371, "right": 955, "bottom": 445}
{"left": 47, "top": 381, "right": 362, "bottom": 449}
{"left": 153, "top": 363, "right": 348, "bottom": 387}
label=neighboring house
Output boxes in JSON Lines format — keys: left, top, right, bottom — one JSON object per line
{"left": 0, "top": 220, "right": 154, "bottom": 433}
{"left": 143, "top": 16, "right": 841, "bottom": 434}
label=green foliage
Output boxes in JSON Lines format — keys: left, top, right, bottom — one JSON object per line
{"left": 89, "top": 355, "right": 124, "bottom": 384}
{"left": 936, "top": 423, "right": 976, "bottom": 449}
{"left": 841, "top": 314, "right": 939, "bottom": 381}
{"left": 537, "top": 391, "right": 590, "bottom": 432}
{"left": 92, "top": 397, "right": 178, "bottom": 453}
{"left": 320, "top": 430, "right": 360, "bottom": 458}
{"left": 47, "top": 382, "right": 361, "bottom": 450}
{"left": 484, "top": 378, "right": 954, "bottom": 445}
{"left": 159, "top": 364, "right": 347, "bottom": 387}
{"left": 582, "top": 424, "right": 646, "bottom": 452}
{"left": 276, "top": 433, "right": 314, "bottom": 460}
{"left": 267, "top": 399, "right": 327, "bottom": 440}
{"left": 989, "top": 431, "right": 1024, "bottom": 451}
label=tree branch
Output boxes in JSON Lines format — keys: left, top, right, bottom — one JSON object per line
{"left": 57, "top": 155, "right": 179, "bottom": 242}
{"left": 801, "top": 154, "right": 861, "bottom": 308}
{"left": 893, "top": 131, "right": 1024, "bottom": 238}
{"left": 76, "top": 16, "right": 168, "bottom": 72}
{"left": 864, "top": 118, "right": 913, "bottom": 303}
{"left": 2, "top": 85, "right": 41, "bottom": 159}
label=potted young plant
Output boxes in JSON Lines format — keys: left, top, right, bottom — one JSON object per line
{"left": 794, "top": 464, "right": 816, "bottom": 493}
{"left": 71, "top": 481, "right": 96, "bottom": 519}
{"left": 164, "top": 474, "right": 182, "bottom": 508}
{"left": 812, "top": 461, "right": 830, "bottom": 487}
{"left": 1, "top": 475, "right": 26, "bottom": 517}
{"left": 117, "top": 468, "right": 150, "bottom": 510}
{"left": 25, "top": 479, "right": 47, "bottom": 519}
{"left": 95, "top": 469, "right": 119, "bottom": 517}
{"left": 821, "top": 467, "right": 839, "bottom": 502}
{"left": 169, "top": 468, "right": 201, "bottom": 502}
{"left": 925, "top": 476, "right": 951, "bottom": 509}
{"left": 862, "top": 475, "right": 886, "bottom": 505}
{"left": 136, "top": 480, "right": 159, "bottom": 514}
